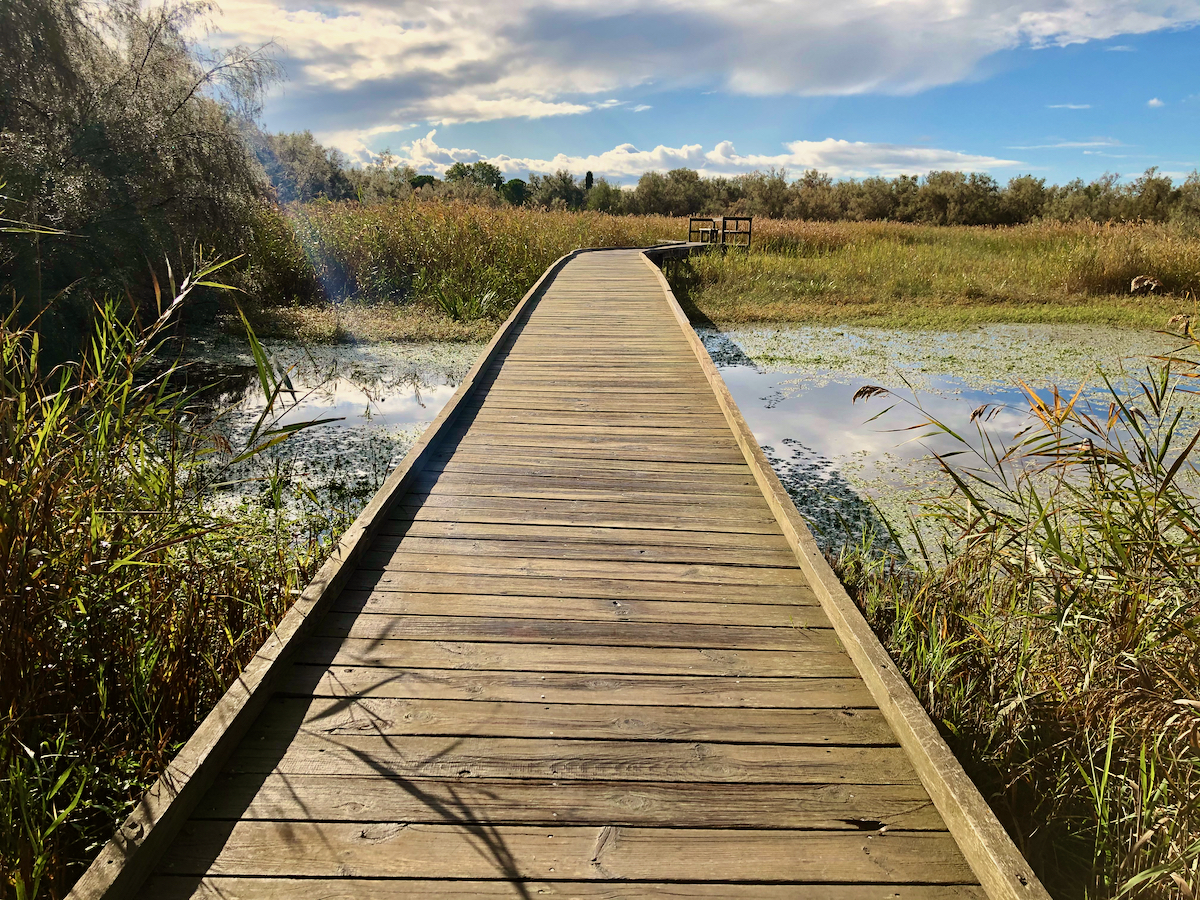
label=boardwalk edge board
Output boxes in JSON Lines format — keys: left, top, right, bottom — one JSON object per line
{"left": 640, "top": 249, "right": 1049, "bottom": 900}
{"left": 66, "top": 251, "right": 586, "bottom": 900}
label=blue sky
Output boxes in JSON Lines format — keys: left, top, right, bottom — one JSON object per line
{"left": 210, "top": 0, "right": 1200, "bottom": 185}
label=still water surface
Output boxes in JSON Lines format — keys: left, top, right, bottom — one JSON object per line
{"left": 701, "top": 324, "right": 1182, "bottom": 545}
{"left": 206, "top": 322, "right": 1181, "bottom": 547}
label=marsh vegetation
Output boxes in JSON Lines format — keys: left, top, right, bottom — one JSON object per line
{"left": 667, "top": 219, "right": 1199, "bottom": 330}
{"left": 0, "top": 269, "right": 348, "bottom": 898}
{"left": 3, "top": 0, "right": 1200, "bottom": 895}
{"left": 839, "top": 366, "right": 1200, "bottom": 897}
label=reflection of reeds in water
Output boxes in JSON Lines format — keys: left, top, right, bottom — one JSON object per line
{"left": 763, "top": 439, "right": 897, "bottom": 555}
{"left": 0, "top": 268, "right": 341, "bottom": 899}
{"left": 837, "top": 347, "right": 1200, "bottom": 898}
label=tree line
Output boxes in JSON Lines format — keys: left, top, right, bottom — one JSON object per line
{"left": 258, "top": 130, "right": 1200, "bottom": 226}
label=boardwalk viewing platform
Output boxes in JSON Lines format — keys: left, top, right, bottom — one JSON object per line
{"left": 72, "top": 249, "right": 1046, "bottom": 899}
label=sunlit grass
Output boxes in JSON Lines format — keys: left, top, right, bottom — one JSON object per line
{"left": 670, "top": 220, "right": 1200, "bottom": 330}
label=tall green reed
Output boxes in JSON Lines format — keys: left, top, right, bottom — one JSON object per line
{"left": 842, "top": 351, "right": 1200, "bottom": 898}
{"left": 241, "top": 200, "right": 680, "bottom": 319}
{"left": 0, "top": 263, "right": 338, "bottom": 898}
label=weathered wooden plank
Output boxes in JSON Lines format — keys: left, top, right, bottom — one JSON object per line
{"left": 375, "top": 519, "right": 790, "bottom": 551}
{"left": 432, "top": 439, "right": 747, "bottom": 461}
{"left": 428, "top": 455, "right": 753, "bottom": 478}
{"left": 488, "top": 362, "right": 701, "bottom": 372}
{"left": 469, "top": 383, "right": 720, "bottom": 395}
{"left": 295, "top": 637, "right": 859, "bottom": 677}
{"left": 439, "top": 441, "right": 749, "bottom": 464}
{"left": 461, "top": 408, "right": 734, "bottom": 427}
{"left": 145, "top": 877, "right": 986, "bottom": 900}
{"left": 468, "top": 392, "right": 724, "bottom": 412}
{"left": 422, "top": 464, "right": 758, "bottom": 491}
{"left": 192, "top": 774, "right": 943, "bottom": 829}
{"left": 346, "top": 571, "right": 811, "bottom": 604}
{"left": 369, "top": 534, "right": 800, "bottom": 568}
{"left": 283, "top": 665, "right": 876, "bottom": 708}
{"left": 390, "top": 499, "right": 784, "bottom": 534}
{"left": 412, "top": 473, "right": 764, "bottom": 500}
{"left": 450, "top": 424, "right": 738, "bottom": 442}
{"left": 254, "top": 696, "right": 894, "bottom": 745}
{"left": 316, "top": 613, "right": 834, "bottom": 652}
{"left": 410, "top": 484, "right": 769, "bottom": 509}
{"left": 227, "top": 734, "right": 919, "bottom": 783}
{"left": 156, "top": 823, "right": 973, "bottom": 882}
{"left": 359, "top": 553, "right": 806, "bottom": 587}
{"left": 332, "top": 590, "right": 822, "bottom": 626}
{"left": 444, "top": 427, "right": 743, "bottom": 446}
{"left": 394, "top": 494, "right": 775, "bottom": 522}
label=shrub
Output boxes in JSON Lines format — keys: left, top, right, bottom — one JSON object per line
{"left": 0, "top": 0, "right": 276, "bottom": 348}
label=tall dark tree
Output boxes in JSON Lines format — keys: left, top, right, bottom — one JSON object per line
{"left": 501, "top": 178, "right": 527, "bottom": 206}
{"left": 254, "top": 131, "right": 353, "bottom": 202}
{"left": 527, "top": 170, "right": 585, "bottom": 209}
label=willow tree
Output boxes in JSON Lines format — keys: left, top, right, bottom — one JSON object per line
{"left": 0, "top": 0, "right": 278, "bottom": 349}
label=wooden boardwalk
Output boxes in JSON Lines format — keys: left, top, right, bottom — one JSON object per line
{"left": 73, "top": 249, "right": 1045, "bottom": 899}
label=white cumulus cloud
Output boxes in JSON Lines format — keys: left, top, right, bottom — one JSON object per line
{"left": 390, "top": 130, "right": 1019, "bottom": 181}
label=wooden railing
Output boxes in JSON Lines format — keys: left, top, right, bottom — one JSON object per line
{"left": 688, "top": 215, "right": 752, "bottom": 249}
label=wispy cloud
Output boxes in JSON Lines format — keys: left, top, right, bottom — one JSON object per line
{"left": 1008, "top": 138, "right": 1123, "bottom": 149}
{"left": 631, "top": 104, "right": 653, "bottom": 113}
{"left": 384, "top": 130, "right": 1019, "bottom": 181}
{"left": 1148, "top": 97, "right": 1165, "bottom": 107}
{"left": 1105, "top": 44, "right": 1136, "bottom": 50}
{"left": 1047, "top": 103, "right": 1091, "bottom": 109}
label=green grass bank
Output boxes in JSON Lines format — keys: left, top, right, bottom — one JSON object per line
{"left": 666, "top": 219, "right": 1200, "bottom": 330}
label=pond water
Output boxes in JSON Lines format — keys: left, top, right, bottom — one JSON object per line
{"left": 195, "top": 320, "right": 1187, "bottom": 549}
{"left": 700, "top": 323, "right": 1188, "bottom": 548}
{"left": 190, "top": 336, "right": 483, "bottom": 515}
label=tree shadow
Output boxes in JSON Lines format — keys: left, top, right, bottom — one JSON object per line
{"left": 156, "top": 669, "right": 538, "bottom": 898}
